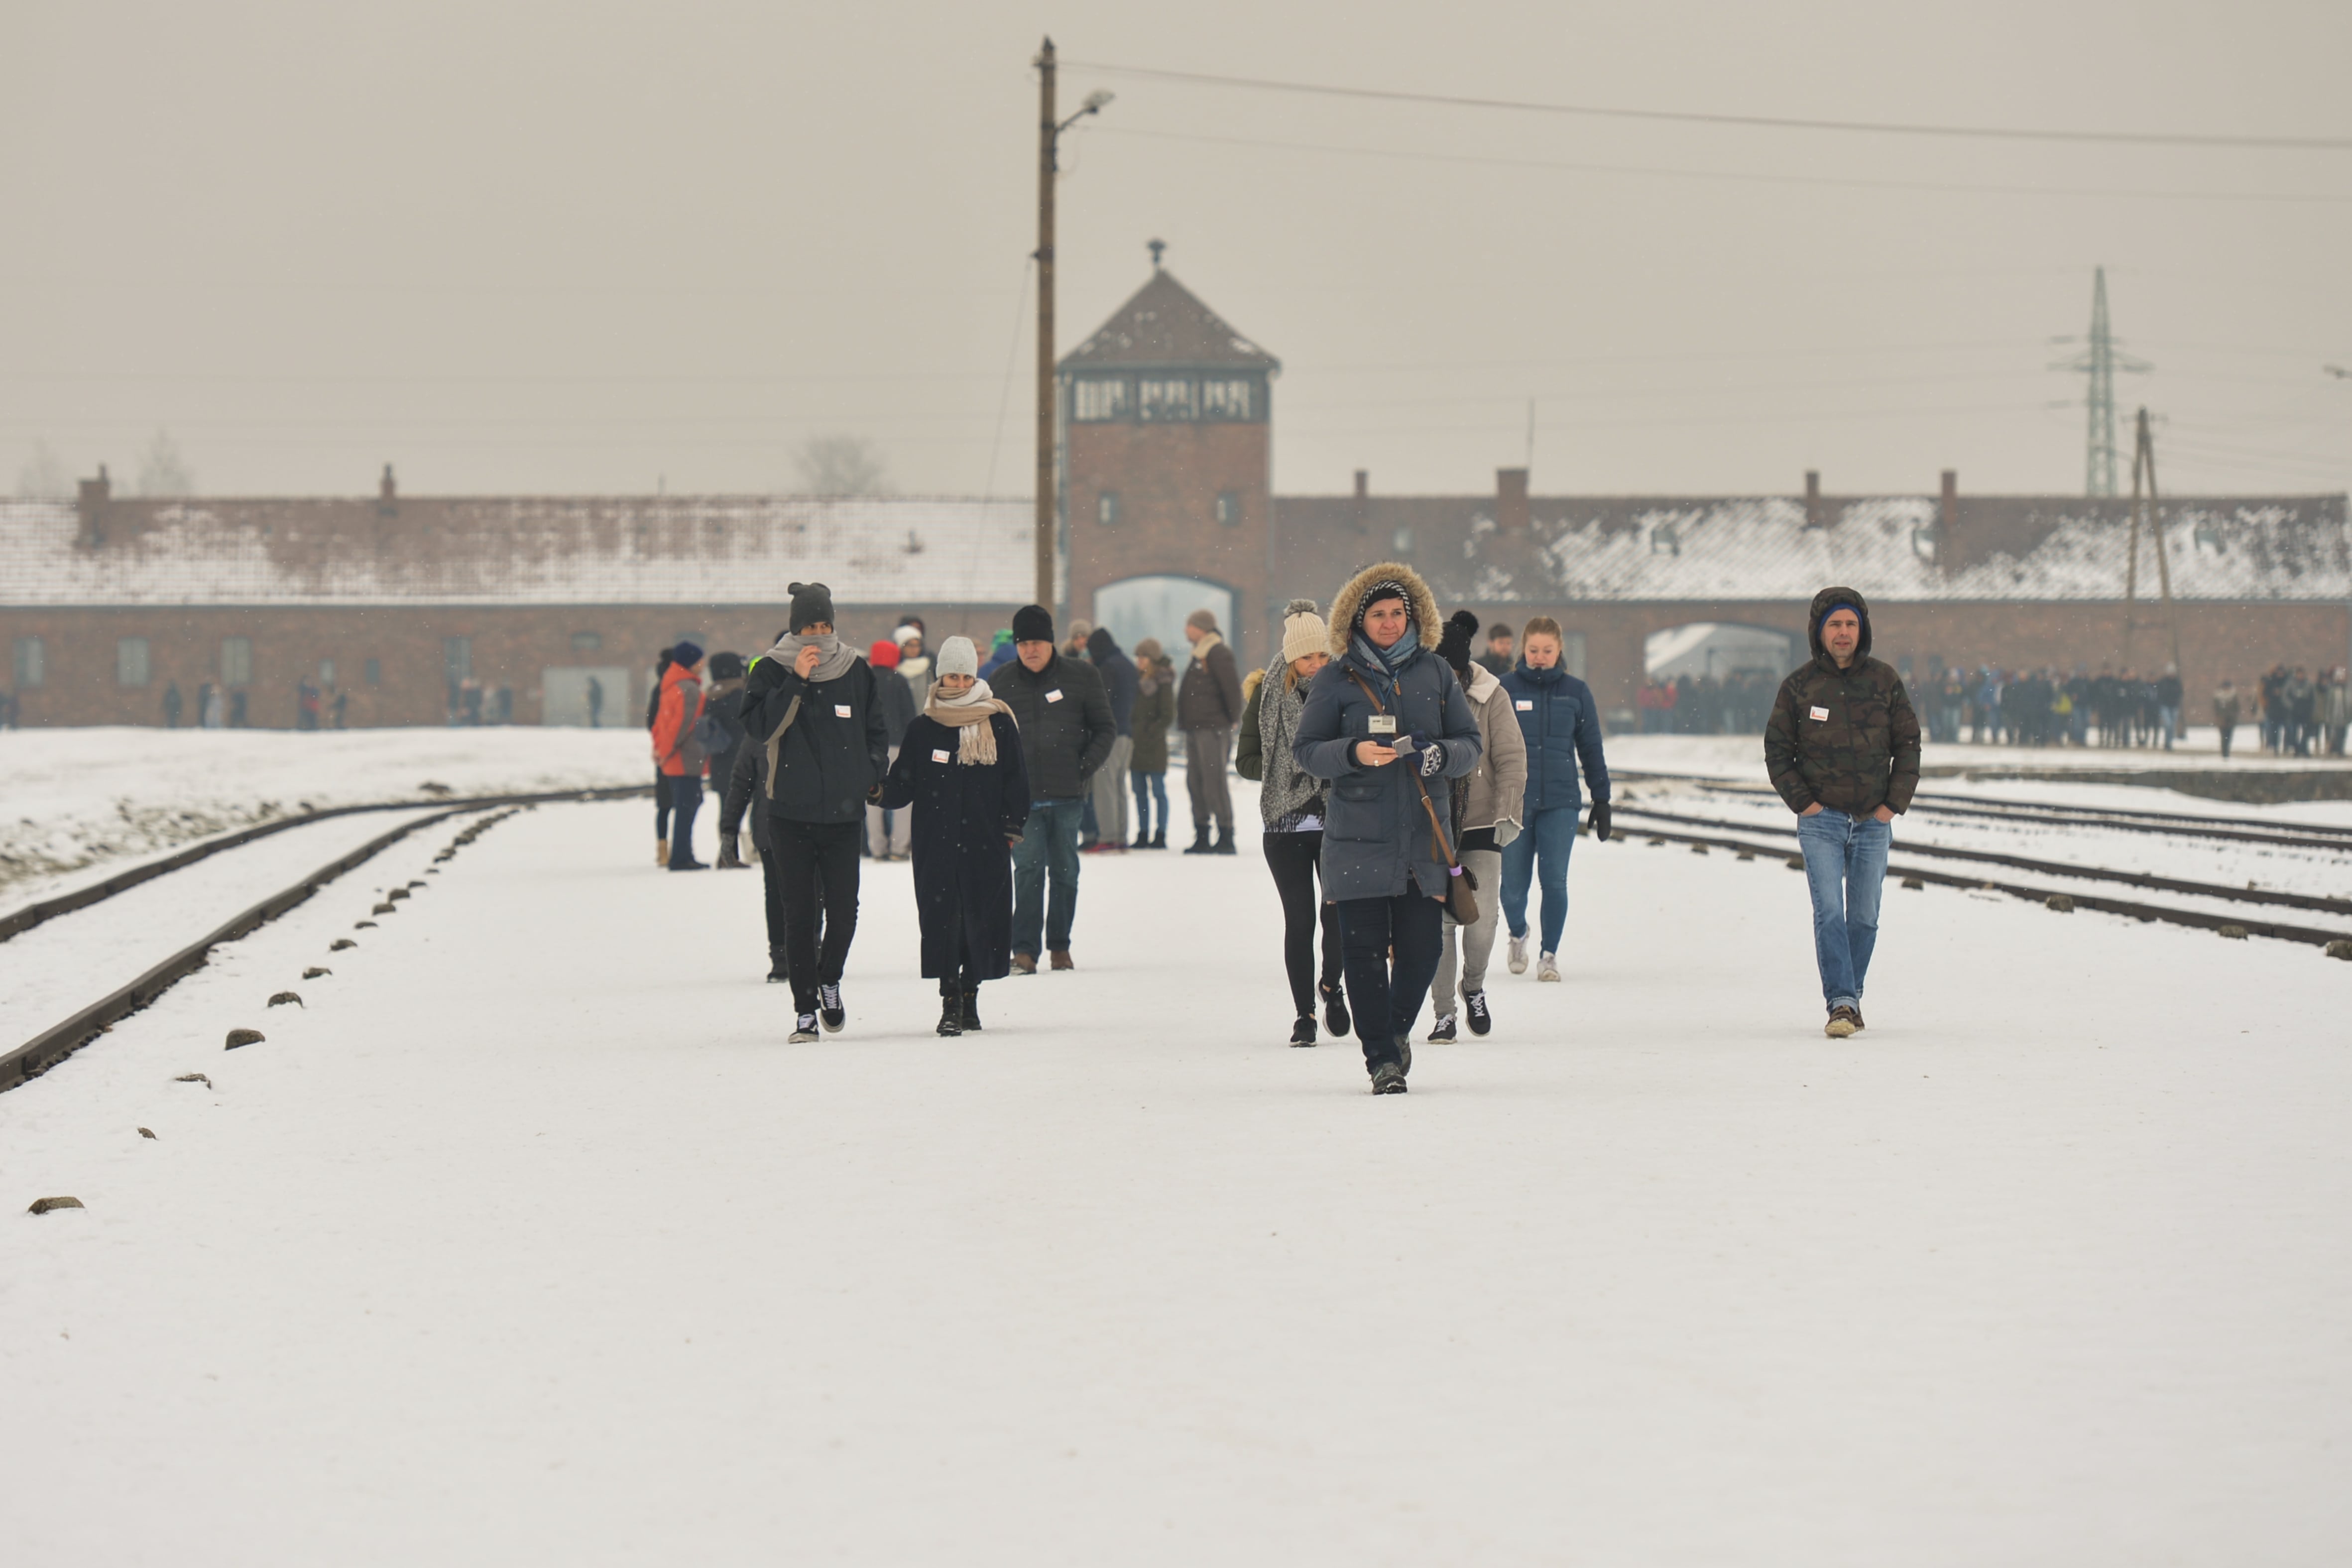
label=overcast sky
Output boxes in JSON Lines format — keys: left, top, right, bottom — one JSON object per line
{"left": 3, "top": 0, "right": 2347, "bottom": 501}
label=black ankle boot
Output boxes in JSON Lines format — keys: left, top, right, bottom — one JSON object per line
{"left": 767, "top": 945, "right": 790, "bottom": 983}
{"left": 1149, "top": 829, "right": 1167, "bottom": 849}
{"left": 961, "top": 989, "right": 982, "bottom": 1031}
{"left": 1183, "top": 825, "right": 1212, "bottom": 854}
{"left": 937, "top": 994, "right": 963, "bottom": 1037}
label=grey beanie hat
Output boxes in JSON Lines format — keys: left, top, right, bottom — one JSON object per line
{"left": 936, "top": 635, "right": 979, "bottom": 678}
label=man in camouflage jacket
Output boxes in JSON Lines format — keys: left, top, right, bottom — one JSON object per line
{"left": 1763, "top": 586, "right": 1921, "bottom": 1038}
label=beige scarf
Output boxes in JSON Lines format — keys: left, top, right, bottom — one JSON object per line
{"left": 924, "top": 678, "right": 1015, "bottom": 765}
{"left": 1189, "top": 630, "right": 1224, "bottom": 664}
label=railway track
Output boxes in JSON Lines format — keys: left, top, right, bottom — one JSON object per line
{"left": 0, "top": 784, "right": 650, "bottom": 1094}
{"left": 1601, "top": 808, "right": 2352, "bottom": 953}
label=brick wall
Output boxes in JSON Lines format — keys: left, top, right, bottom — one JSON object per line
{"left": 1066, "top": 418, "right": 1273, "bottom": 664}
{"left": 0, "top": 601, "right": 1023, "bottom": 729}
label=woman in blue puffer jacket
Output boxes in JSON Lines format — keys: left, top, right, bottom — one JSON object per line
{"left": 1292, "top": 562, "right": 1483, "bottom": 1095}
{"left": 1497, "top": 615, "right": 1612, "bottom": 982}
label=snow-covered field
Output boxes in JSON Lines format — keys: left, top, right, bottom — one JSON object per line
{"left": 5, "top": 744, "right": 2351, "bottom": 1563}
{"left": 0, "top": 726, "right": 651, "bottom": 905}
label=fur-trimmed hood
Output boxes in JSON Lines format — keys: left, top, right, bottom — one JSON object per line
{"left": 1325, "top": 561, "right": 1443, "bottom": 659}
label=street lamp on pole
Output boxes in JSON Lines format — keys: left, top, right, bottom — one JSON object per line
{"left": 1034, "top": 37, "right": 1112, "bottom": 612}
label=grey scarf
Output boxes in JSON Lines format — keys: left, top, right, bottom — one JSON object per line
{"left": 762, "top": 631, "right": 860, "bottom": 683}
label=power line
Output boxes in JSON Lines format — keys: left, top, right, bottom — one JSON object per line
{"left": 1068, "top": 61, "right": 2352, "bottom": 151}
{"left": 1100, "top": 124, "right": 2352, "bottom": 205}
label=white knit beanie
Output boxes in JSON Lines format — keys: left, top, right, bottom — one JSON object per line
{"left": 1279, "top": 599, "right": 1328, "bottom": 665}
{"left": 937, "top": 635, "right": 979, "bottom": 678}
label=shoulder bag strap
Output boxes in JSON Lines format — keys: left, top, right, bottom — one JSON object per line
{"left": 1345, "top": 668, "right": 1457, "bottom": 872}
{"left": 761, "top": 694, "right": 804, "bottom": 801}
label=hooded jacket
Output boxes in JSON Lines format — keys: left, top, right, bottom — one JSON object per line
{"left": 1128, "top": 657, "right": 1176, "bottom": 773}
{"left": 1292, "top": 562, "right": 1483, "bottom": 901}
{"left": 650, "top": 661, "right": 706, "bottom": 776}
{"left": 1763, "top": 586, "right": 1921, "bottom": 817}
{"left": 1086, "top": 627, "right": 1141, "bottom": 737}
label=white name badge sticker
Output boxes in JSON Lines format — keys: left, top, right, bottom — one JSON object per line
{"left": 1045, "top": 689, "right": 1064, "bottom": 703}
{"left": 1368, "top": 714, "right": 1398, "bottom": 734}
{"left": 1809, "top": 705, "right": 1831, "bottom": 722}
{"left": 1515, "top": 699, "right": 1534, "bottom": 711}
{"left": 932, "top": 748, "right": 951, "bottom": 763}
{"left": 835, "top": 704, "right": 853, "bottom": 718}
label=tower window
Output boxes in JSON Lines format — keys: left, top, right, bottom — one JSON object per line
{"left": 364, "top": 658, "right": 382, "bottom": 686}
{"left": 1072, "top": 377, "right": 1133, "bottom": 422}
{"left": 1392, "top": 526, "right": 1414, "bottom": 555}
{"left": 1097, "top": 491, "right": 1121, "bottom": 526}
{"left": 1138, "top": 377, "right": 1197, "bottom": 421}
{"left": 221, "top": 636, "right": 254, "bottom": 687}
{"left": 11, "top": 637, "right": 42, "bottom": 688}
{"left": 1199, "top": 378, "right": 1258, "bottom": 420}
{"left": 1214, "top": 491, "right": 1241, "bottom": 528}
{"left": 572, "top": 631, "right": 603, "bottom": 654}
{"left": 118, "top": 636, "right": 151, "bottom": 687}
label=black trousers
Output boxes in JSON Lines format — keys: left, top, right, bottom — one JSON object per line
{"left": 774, "top": 818, "right": 861, "bottom": 1013}
{"left": 940, "top": 927, "right": 987, "bottom": 998}
{"left": 757, "top": 834, "right": 790, "bottom": 956}
{"left": 1335, "top": 891, "right": 1445, "bottom": 1072}
{"left": 665, "top": 774, "right": 703, "bottom": 867}
{"left": 1263, "top": 830, "right": 1344, "bottom": 1017}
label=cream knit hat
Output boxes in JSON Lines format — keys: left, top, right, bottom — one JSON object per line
{"left": 1279, "top": 599, "right": 1328, "bottom": 665}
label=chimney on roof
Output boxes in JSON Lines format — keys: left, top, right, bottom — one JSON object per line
{"left": 76, "top": 465, "right": 111, "bottom": 547}
{"left": 1938, "top": 469, "right": 1958, "bottom": 574}
{"left": 1497, "top": 467, "right": 1530, "bottom": 532}
{"left": 379, "top": 463, "right": 399, "bottom": 517}
{"left": 1352, "top": 469, "right": 1369, "bottom": 530}
{"left": 1804, "top": 469, "right": 1822, "bottom": 530}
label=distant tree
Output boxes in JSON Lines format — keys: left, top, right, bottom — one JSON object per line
{"left": 136, "top": 429, "right": 196, "bottom": 497}
{"left": 793, "top": 434, "right": 890, "bottom": 495}
{"left": 14, "top": 439, "right": 72, "bottom": 499}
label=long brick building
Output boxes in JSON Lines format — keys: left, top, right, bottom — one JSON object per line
{"left": 2, "top": 264, "right": 2346, "bottom": 728}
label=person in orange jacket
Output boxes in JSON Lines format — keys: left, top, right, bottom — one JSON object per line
{"left": 651, "top": 640, "right": 709, "bottom": 869}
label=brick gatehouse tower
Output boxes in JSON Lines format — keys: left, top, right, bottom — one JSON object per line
{"left": 1059, "top": 263, "right": 1280, "bottom": 666}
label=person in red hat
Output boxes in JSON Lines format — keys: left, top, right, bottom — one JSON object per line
{"left": 867, "top": 638, "right": 918, "bottom": 859}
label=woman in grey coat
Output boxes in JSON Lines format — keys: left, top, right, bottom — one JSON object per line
{"left": 1238, "top": 599, "right": 1350, "bottom": 1048}
{"left": 1291, "top": 562, "right": 1483, "bottom": 1094}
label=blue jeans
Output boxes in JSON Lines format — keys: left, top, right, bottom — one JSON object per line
{"left": 1131, "top": 771, "right": 1168, "bottom": 839}
{"left": 1500, "top": 804, "right": 1579, "bottom": 953}
{"left": 1796, "top": 808, "right": 1891, "bottom": 1013}
{"left": 1012, "top": 800, "right": 1084, "bottom": 955}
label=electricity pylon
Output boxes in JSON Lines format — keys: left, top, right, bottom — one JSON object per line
{"left": 2119, "top": 407, "right": 2181, "bottom": 678}
{"left": 2052, "top": 267, "right": 2151, "bottom": 497}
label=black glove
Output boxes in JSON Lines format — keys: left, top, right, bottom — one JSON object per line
{"left": 1587, "top": 800, "right": 1612, "bottom": 841}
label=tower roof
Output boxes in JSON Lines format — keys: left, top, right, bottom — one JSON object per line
{"left": 1060, "top": 270, "right": 1280, "bottom": 374}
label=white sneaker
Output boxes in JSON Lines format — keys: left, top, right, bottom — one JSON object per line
{"left": 1507, "top": 936, "right": 1528, "bottom": 975}
{"left": 1537, "top": 953, "right": 1560, "bottom": 982}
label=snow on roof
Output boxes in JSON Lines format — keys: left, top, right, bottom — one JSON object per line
{"left": 0, "top": 496, "right": 1038, "bottom": 607}
{"left": 1059, "top": 270, "right": 1281, "bottom": 373}
{"left": 1432, "top": 495, "right": 2352, "bottom": 603}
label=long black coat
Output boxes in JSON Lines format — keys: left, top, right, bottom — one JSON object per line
{"left": 880, "top": 712, "right": 1031, "bottom": 982}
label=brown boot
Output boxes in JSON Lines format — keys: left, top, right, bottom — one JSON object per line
{"left": 1011, "top": 953, "right": 1038, "bottom": 976}
{"left": 655, "top": 838, "right": 669, "bottom": 867}
{"left": 1050, "top": 950, "right": 1074, "bottom": 971}
{"left": 1824, "top": 1005, "right": 1861, "bottom": 1039}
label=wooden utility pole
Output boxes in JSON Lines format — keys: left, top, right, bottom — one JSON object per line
{"left": 1033, "top": 38, "right": 1058, "bottom": 612}
{"left": 2119, "top": 407, "right": 2181, "bottom": 676}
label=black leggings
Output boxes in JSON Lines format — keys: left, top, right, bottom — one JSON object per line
{"left": 1263, "top": 830, "right": 1344, "bottom": 1017}
{"left": 774, "top": 818, "right": 861, "bottom": 1013}
{"left": 1335, "top": 892, "right": 1445, "bottom": 1072}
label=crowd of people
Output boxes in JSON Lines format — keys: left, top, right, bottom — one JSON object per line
{"left": 640, "top": 569, "right": 1624, "bottom": 1092}
{"left": 1915, "top": 662, "right": 2352, "bottom": 757}
{"left": 1632, "top": 670, "right": 1779, "bottom": 735}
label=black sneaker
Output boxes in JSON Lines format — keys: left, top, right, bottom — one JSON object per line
{"left": 1464, "top": 990, "right": 1492, "bottom": 1037}
{"left": 1370, "top": 1063, "right": 1409, "bottom": 1094}
{"left": 960, "top": 990, "right": 983, "bottom": 1031}
{"left": 1290, "top": 1015, "right": 1317, "bottom": 1047}
{"left": 937, "top": 996, "right": 963, "bottom": 1037}
{"left": 1396, "top": 1035, "right": 1413, "bottom": 1076}
{"left": 819, "top": 983, "right": 845, "bottom": 1033}
{"left": 790, "top": 1012, "right": 820, "bottom": 1043}
{"left": 1320, "top": 979, "right": 1350, "bottom": 1038}
{"left": 767, "top": 947, "right": 790, "bottom": 984}
{"left": 1427, "top": 1013, "right": 1457, "bottom": 1043}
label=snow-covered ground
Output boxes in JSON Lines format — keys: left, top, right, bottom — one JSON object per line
{"left": 0, "top": 726, "right": 651, "bottom": 905}
{"left": 5, "top": 775, "right": 2351, "bottom": 1563}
